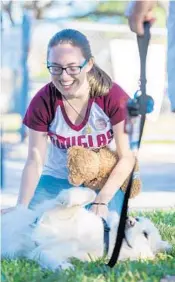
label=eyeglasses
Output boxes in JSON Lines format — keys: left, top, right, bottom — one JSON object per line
{"left": 47, "top": 60, "right": 88, "bottom": 75}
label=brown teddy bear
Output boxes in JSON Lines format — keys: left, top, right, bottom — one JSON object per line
{"left": 67, "top": 146, "right": 141, "bottom": 198}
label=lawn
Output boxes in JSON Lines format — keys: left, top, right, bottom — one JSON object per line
{"left": 1, "top": 210, "right": 175, "bottom": 282}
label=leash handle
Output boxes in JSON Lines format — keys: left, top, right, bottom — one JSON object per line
{"left": 137, "top": 22, "right": 151, "bottom": 147}
{"left": 107, "top": 22, "right": 151, "bottom": 268}
{"left": 137, "top": 22, "right": 151, "bottom": 115}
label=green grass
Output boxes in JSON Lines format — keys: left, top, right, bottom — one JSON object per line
{"left": 1, "top": 210, "right": 175, "bottom": 282}
{"left": 1, "top": 114, "right": 22, "bottom": 132}
{"left": 142, "top": 140, "right": 175, "bottom": 145}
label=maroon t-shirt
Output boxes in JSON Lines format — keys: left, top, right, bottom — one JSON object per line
{"left": 23, "top": 82, "right": 129, "bottom": 179}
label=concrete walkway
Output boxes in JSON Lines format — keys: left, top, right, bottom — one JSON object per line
{"left": 129, "top": 143, "right": 175, "bottom": 210}
{"left": 1, "top": 141, "right": 175, "bottom": 211}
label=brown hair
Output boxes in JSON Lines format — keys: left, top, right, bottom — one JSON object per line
{"left": 47, "top": 29, "right": 112, "bottom": 97}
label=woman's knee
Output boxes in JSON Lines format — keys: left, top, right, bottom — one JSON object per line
{"left": 28, "top": 190, "right": 55, "bottom": 210}
{"left": 28, "top": 175, "right": 72, "bottom": 210}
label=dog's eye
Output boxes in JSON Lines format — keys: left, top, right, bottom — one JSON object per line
{"left": 143, "top": 231, "right": 148, "bottom": 239}
{"left": 135, "top": 217, "right": 139, "bottom": 222}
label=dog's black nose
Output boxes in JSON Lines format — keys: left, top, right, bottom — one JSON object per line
{"left": 126, "top": 217, "right": 136, "bottom": 227}
{"left": 129, "top": 219, "right": 135, "bottom": 227}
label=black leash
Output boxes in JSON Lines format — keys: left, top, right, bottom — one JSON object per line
{"left": 107, "top": 22, "right": 154, "bottom": 268}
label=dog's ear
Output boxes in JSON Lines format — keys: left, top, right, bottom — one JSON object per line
{"left": 157, "top": 241, "right": 172, "bottom": 253}
{"left": 55, "top": 187, "right": 96, "bottom": 207}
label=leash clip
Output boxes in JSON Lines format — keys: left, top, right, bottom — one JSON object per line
{"left": 127, "top": 90, "right": 154, "bottom": 118}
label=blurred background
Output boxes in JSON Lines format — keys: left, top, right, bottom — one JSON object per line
{"left": 1, "top": 1, "right": 175, "bottom": 209}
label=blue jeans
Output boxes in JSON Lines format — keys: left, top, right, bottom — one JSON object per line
{"left": 29, "top": 175, "right": 125, "bottom": 215}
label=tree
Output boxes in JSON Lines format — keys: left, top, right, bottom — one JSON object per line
{"left": 23, "top": 0, "right": 54, "bottom": 19}
{"left": 1, "top": 1, "right": 166, "bottom": 26}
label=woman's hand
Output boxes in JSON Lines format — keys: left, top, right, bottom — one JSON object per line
{"left": 1, "top": 206, "right": 16, "bottom": 214}
{"left": 90, "top": 203, "right": 109, "bottom": 220}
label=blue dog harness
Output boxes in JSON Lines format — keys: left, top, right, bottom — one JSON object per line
{"left": 101, "top": 217, "right": 110, "bottom": 256}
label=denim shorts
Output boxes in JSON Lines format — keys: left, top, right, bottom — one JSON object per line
{"left": 29, "top": 175, "right": 125, "bottom": 215}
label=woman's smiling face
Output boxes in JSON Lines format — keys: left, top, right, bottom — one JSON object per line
{"left": 48, "top": 43, "right": 93, "bottom": 99}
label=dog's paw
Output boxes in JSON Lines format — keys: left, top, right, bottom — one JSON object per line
{"left": 55, "top": 187, "right": 96, "bottom": 207}
{"left": 39, "top": 259, "right": 74, "bottom": 272}
{"left": 55, "top": 189, "right": 72, "bottom": 207}
{"left": 160, "top": 275, "right": 175, "bottom": 282}
{"left": 158, "top": 241, "right": 172, "bottom": 253}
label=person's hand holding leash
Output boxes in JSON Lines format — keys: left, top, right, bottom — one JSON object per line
{"left": 126, "top": 1, "right": 157, "bottom": 35}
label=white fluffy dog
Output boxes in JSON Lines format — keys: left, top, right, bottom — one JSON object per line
{"left": 1, "top": 187, "right": 171, "bottom": 271}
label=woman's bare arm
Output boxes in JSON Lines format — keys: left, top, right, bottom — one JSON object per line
{"left": 94, "top": 120, "right": 135, "bottom": 204}
{"left": 17, "top": 128, "right": 48, "bottom": 207}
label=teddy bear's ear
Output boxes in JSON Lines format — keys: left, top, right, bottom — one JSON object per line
{"left": 67, "top": 146, "right": 85, "bottom": 157}
{"left": 68, "top": 175, "right": 84, "bottom": 186}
